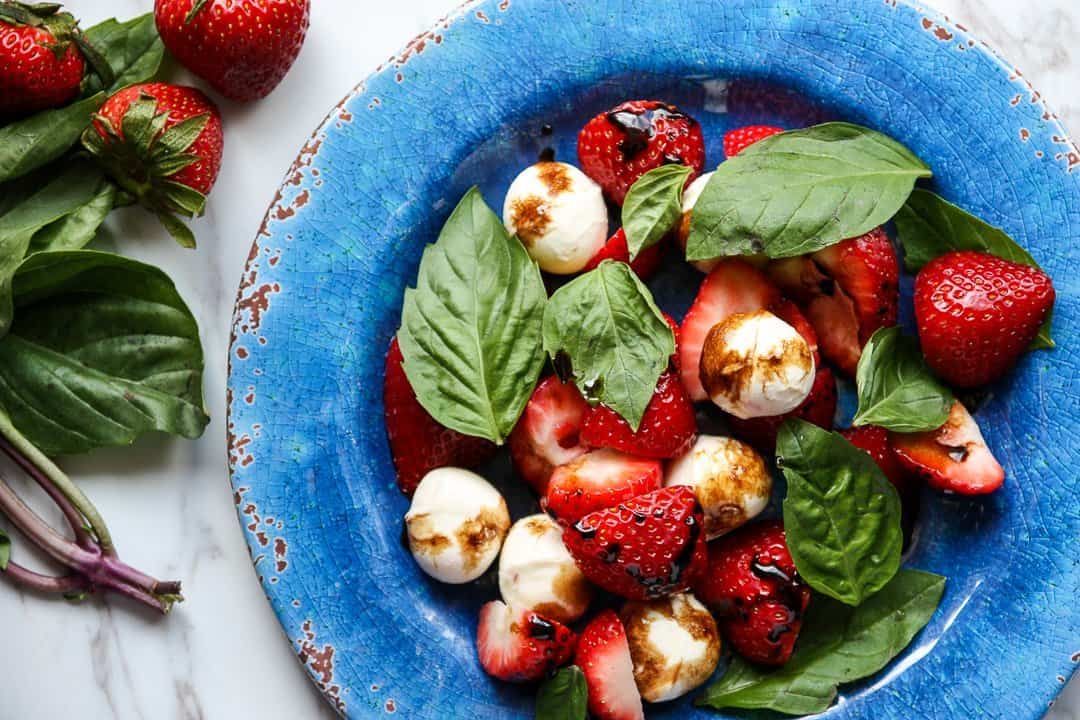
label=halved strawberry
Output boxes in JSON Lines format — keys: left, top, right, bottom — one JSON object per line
{"left": 476, "top": 600, "right": 577, "bottom": 683}
{"left": 728, "top": 367, "right": 837, "bottom": 453}
{"left": 563, "top": 486, "right": 707, "bottom": 600}
{"left": 723, "top": 125, "right": 784, "bottom": 158}
{"left": 768, "top": 228, "right": 898, "bottom": 375}
{"left": 509, "top": 376, "right": 590, "bottom": 495}
{"left": 679, "top": 260, "right": 782, "bottom": 401}
{"left": 584, "top": 228, "right": 665, "bottom": 280}
{"left": 581, "top": 371, "right": 696, "bottom": 459}
{"left": 575, "top": 610, "right": 645, "bottom": 720}
{"left": 545, "top": 449, "right": 663, "bottom": 524}
{"left": 383, "top": 338, "right": 496, "bottom": 495}
{"left": 890, "top": 401, "right": 1005, "bottom": 495}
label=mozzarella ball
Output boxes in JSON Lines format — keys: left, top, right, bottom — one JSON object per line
{"left": 700, "top": 310, "right": 815, "bottom": 419}
{"left": 499, "top": 514, "right": 592, "bottom": 623}
{"left": 404, "top": 468, "right": 510, "bottom": 584}
{"left": 666, "top": 435, "right": 772, "bottom": 539}
{"left": 503, "top": 161, "right": 608, "bottom": 274}
{"left": 621, "top": 592, "right": 721, "bottom": 703}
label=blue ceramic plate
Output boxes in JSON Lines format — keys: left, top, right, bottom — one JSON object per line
{"left": 227, "top": 1, "right": 1080, "bottom": 717}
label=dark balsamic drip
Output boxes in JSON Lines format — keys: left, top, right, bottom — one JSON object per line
{"left": 629, "top": 508, "right": 649, "bottom": 524}
{"left": 667, "top": 514, "right": 702, "bottom": 586}
{"left": 538, "top": 147, "right": 556, "bottom": 162}
{"left": 527, "top": 615, "right": 556, "bottom": 640}
{"left": 540, "top": 124, "right": 554, "bottom": 136}
{"left": 751, "top": 554, "right": 807, "bottom": 620}
{"left": 818, "top": 277, "right": 836, "bottom": 296}
{"left": 662, "top": 153, "right": 684, "bottom": 166}
{"left": 768, "top": 622, "right": 793, "bottom": 644}
{"left": 572, "top": 520, "right": 597, "bottom": 540}
{"left": 602, "top": 544, "right": 621, "bottom": 563}
{"left": 751, "top": 558, "right": 793, "bottom": 585}
{"left": 606, "top": 104, "right": 691, "bottom": 161}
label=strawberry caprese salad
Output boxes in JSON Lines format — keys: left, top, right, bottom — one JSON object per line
{"left": 383, "top": 99, "right": 1056, "bottom": 718}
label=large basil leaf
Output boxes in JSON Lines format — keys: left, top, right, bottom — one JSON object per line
{"left": 399, "top": 188, "right": 547, "bottom": 445}
{"left": 536, "top": 666, "right": 587, "bottom": 720}
{"left": 622, "top": 164, "right": 693, "bottom": 259}
{"left": 0, "top": 93, "right": 105, "bottom": 184}
{"left": 81, "top": 13, "right": 165, "bottom": 95}
{"left": 777, "top": 419, "right": 903, "bottom": 606}
{"left": 698, "top": 569, "right": 945, "bottom": 715}
{"left": 29, "top": 177, "right": 116, "bottom": 254}
{"left": 896, "top": 188, "right": 1053, "bottom": 349}
{"left": 543, "top": 261, "right": 674, "bottom": 430}
{"left": 0, "top": 250, "right": 208, "bottom": 455}
{"left": 687, "top": 123, "right": 931, "bottom": 261}
{"left": 853, "top": 327, "right": 953, "bottom": 432}
{"left": 0, "top": 161, "right": 111, "bottom": 337}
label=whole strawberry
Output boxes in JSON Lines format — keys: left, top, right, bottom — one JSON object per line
{"left": 155, "top": 0, "right": 310, "bottom": 102}
{"left": 82, "top": 82, "right": 223, "bottom": 247}
{"left": 693, "top": 520, "right": 810, "bottom": 666}
{"left": 0, "top": 3, "right": 86, "bottom": 119}
{"left": 578, "top": 100, "right": 705, "bottom": 205}
{"left": 915, "top": 250, "right": 1055, "bottom": 387}
{"left": 563, "top": 486, "right": 707, "bottom": 600}
{"left": 723, "top": 124, "right": 784, "bottom": 157}
{"left": 383, "top": 338, "right": 496, "bottom": 496}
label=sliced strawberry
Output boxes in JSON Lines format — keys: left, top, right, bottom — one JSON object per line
{"left": 723, "top": 125, "right": 784, "bottom": 157}
{"left": 768, "top": 228, "right": 898, "bottom": 375}
{"left": 728, "top": 367, "right": 837, "bottom": 453}
{"left": 891, "top": 401, "right": 1005, "bottom": 495}
{"left": 545, "top": 449, "right": 663, "bottom": 524}
{"left": 383, "top": 338, "right": 496, "bottom": 495}
{"left": 563, "top": 486, "right": 707, "bottom": 600}
{"left": 915, "top": 250, "right": 1055, "bottom": 387}
{"left": 476, "top": 601, "right": 577, "bottom": 683}
{"left": 679, "top": 260, "right": 782, "bottom": 401}
{"left": 575, "top": 610, "right": 645, "bottom": 720}
{"left": 581, "top": 371, "right": 696, "bottom": 459}
{"left": 509, "top": 376, "right": 590, "bottom": 495}
{"left": 583, "top": 228, "right": 665, "bottom": 280}
{"left": 693, "top": 520, "right": 809, "bottom": 666}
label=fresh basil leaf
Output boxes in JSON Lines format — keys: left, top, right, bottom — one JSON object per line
{"left": 777, "top": 419, "right": 903, "bottom": 606}
{"left": 622, "top": 164, "right": 693, "bottom": 259}
{"left": 853, "top": 327, "right": 953, "bottom": 432}
{"left": 81, "top": 14, "right": 165, "bottom": 95}
{"left": 896, "top": 188, "right": 1054, "bottom": 349}
{"left": 543, "top": 260, "right": 674, "bottom": 430}
{"left": 698, "top": 569, "right": 945, "bottom": 715}
{"left": 0, "top": 528, "right": 9, "bottom": 571}
{"left": 29, "top": 177, "right": 116, "bottom": 254}
{"left": 399, "top": 188, "right": 547, "bottom": 445}
{"left": 687, "top": 122, "right": 931, "bottom": 261}
{"left": 536, "top": 666, "right": 587, "bottom": 720}
{"left": 0, "top": 93, "right": 105, "bottom": 184}
{"left": 0, "top": 250, "right": 208, "bottom": 455}
{"left": 0, "top": 160, "right": 110, "bottom": 337}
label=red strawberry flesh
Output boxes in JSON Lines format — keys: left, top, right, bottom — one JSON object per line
{"left": 575, "top": 610, "right": 645, "bottom": 720}
{"left": 545, "top": 449, "right": 662, "bottom": 524}
{"left": 723, "top": 125, "right": 784, "bottom": 157}
{"left": 509, "top": 375, "right": 590, "bottom": 495}
{"left": 584, "top": 228, "right": 665, "bottom": 280}
{"left": 581, "top": 371, "right": 696, "bottom": 459}
{"left": 891, "top": 401, "right": 1005, "bottom": 495}
{"left": 476, "top": 600, "right": 577, "bottom": 683}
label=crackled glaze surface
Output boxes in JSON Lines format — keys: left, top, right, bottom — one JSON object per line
{"left": 226, "top": 1, "right": 1080, "bottom": 718}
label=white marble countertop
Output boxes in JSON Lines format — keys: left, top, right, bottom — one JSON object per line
{"left": 0, "top": 1, "right": 1076, "bottom": 718}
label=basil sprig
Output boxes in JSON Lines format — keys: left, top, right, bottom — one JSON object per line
{"left": 896, "top": 188, "right": 1054, "bottom": 348}
{"left": 536, "top": 666, "right": 588, "bottom": 720}
{"left": 687, "top": 122, "right": 930, "bottom": 261}
{"left": 543, "top": 261, "right": 674, "bottom": 430}
{"left": 399, "top": 188, "right": 547, "bottom": 444}
{"left": 777, "top": 419, "right": 903, "bottom": 606}
{"left": 853, "top": 327, "right": 954, "bottom": 432}
{"left": 622, "top": 164, "right": 693, "bottom": 259}
{"left": 698, "top": 569, "right": 946, "bottom": 715}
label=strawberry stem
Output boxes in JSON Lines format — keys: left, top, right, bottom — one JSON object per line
{"left": 185, "top": 0, "right": 211, "bottom": 25}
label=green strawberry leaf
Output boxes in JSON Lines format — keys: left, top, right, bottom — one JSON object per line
{"left": 698, "top": 569, "right": 946, "bottom": 715}
{"left": 777, "top": 419, "right": 903, "bottom": 606}
{"left": 0, "top": 250, "right": 208, "bottom": 455}
{"left": 399, "top": 188, "right": 547, "bottom": 445}
{"left": 155, "top": 211, "right": 197, "bottom": 249}
{"left": 80, "top": 13, "right": 165, "bottom": 95}
{"left": 543, "top": 261, "right": 674, "bottom": 430}
{"left": 536, "top": 666, "right": 588, "bottom": 720}
{"left": 156, "top": 114, "right": 210, "bottom": 156}
{"left": 0, "top": 160, "right": 111, "bottom": 337}
{"left": 622, "top": 164, "right": 693, "bottom": 259}
{"left": 687, "top": 122, "right": 931, "bottom": 260}
{"left": 895, "top": 188, "right": 1054, "bottom": 349}
{"left": 0, "top": 528, "right": 9, "bottom": 571}
{"left": 853, "top": 327, "right": 954, "bottom": 432}
{"left": 0, "top": 92, "right": 105, "bottom": 184}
